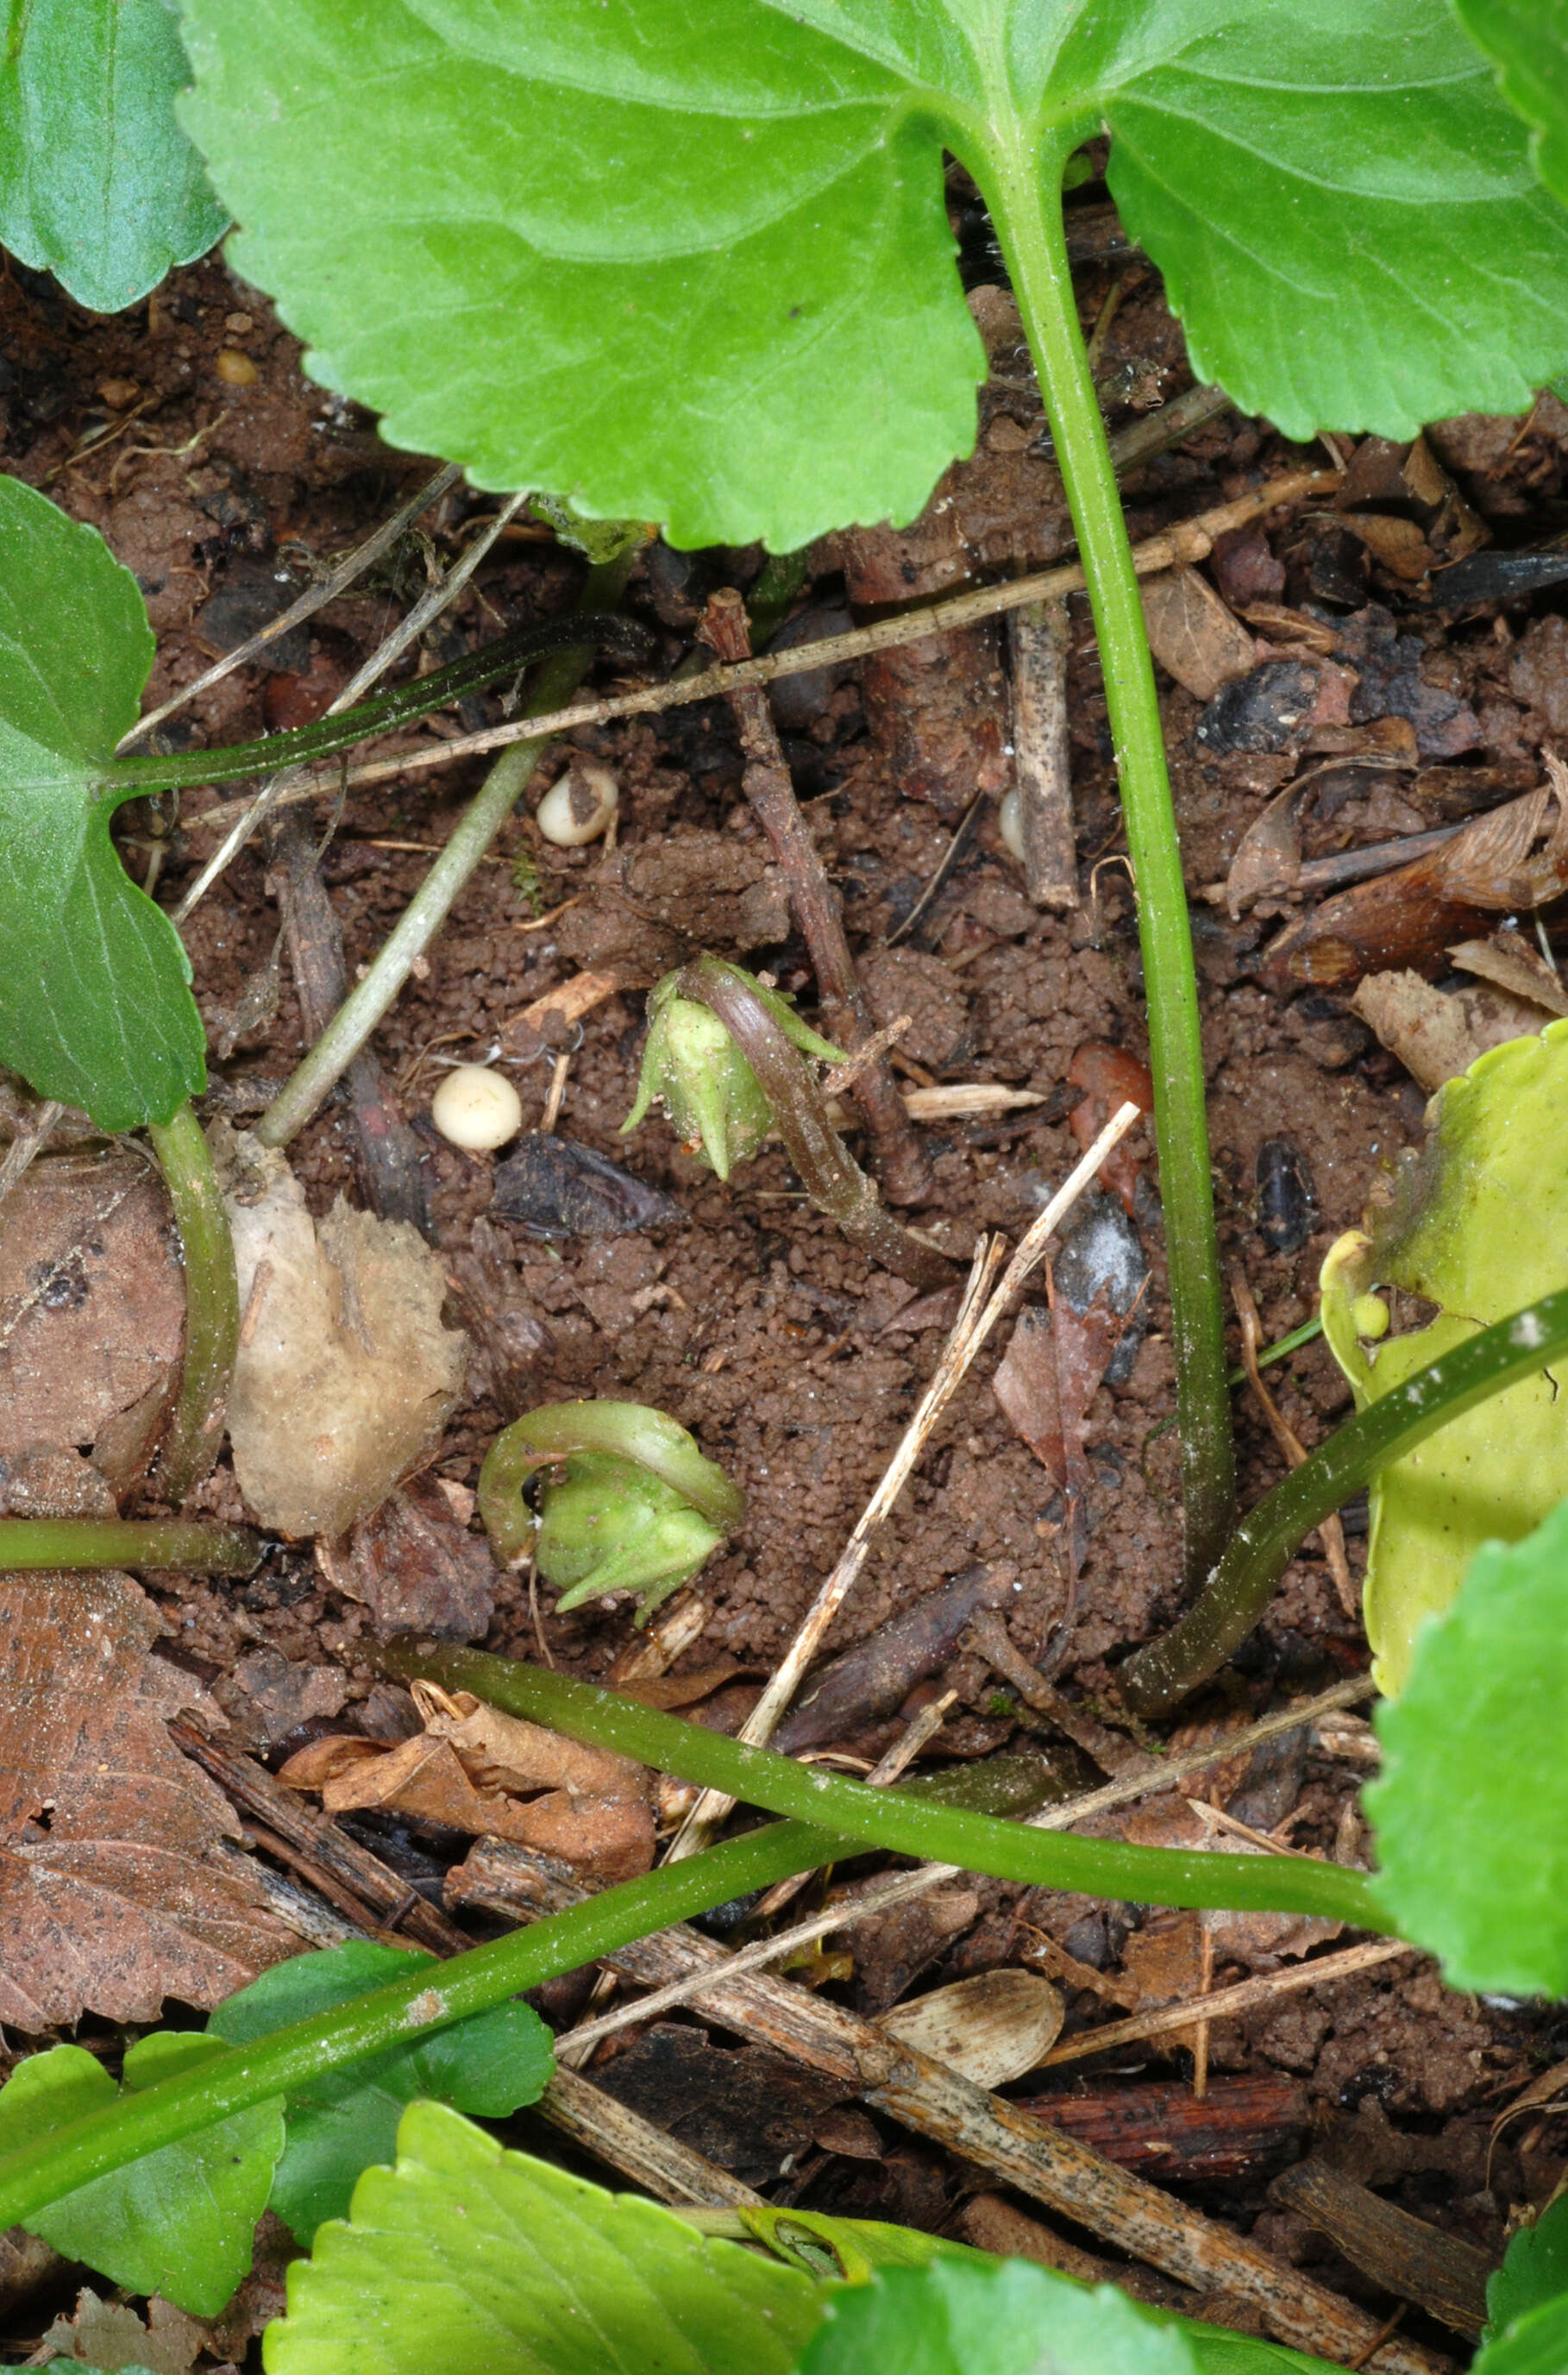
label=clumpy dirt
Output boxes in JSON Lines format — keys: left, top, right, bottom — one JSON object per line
{"left": 3, "top": 213, "right": 1567, "bottom": 2359}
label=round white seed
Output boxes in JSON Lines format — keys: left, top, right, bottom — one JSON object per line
{"left": 998, "top": 783, "right": 1025, "bottom": 864}
{"left": 430, "top": 1064, "right": 523, "bottom": 1152}
{"left": 536, "top": 763, "right": 620, "bottom": 847}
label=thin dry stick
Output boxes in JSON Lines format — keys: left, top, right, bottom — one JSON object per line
{"left": 1232, "top": 1265, "right": 1356, "bottom": 1617}
{"left": 666, "top": 1102, "right": 1143, "bottom": 1862}
{"left": 0, "top": 1100, "right": 64, "bottom": 1214}
{"left": 181, "top": 473, "right": 1338, "bottom": 835}
{"left": 550, "top": 1672, "right": 1380, "bottom": 2065}
{"left": 120, "top": 462, "right": 463, "bottom": 750}
{"left": 1009, "top": 598, "right": 1076, "bottom": 909}
{"left": 174, "top": 489, "right": 530, "bottom": 922}
{"left": 537, "top": 2067, "right": 764, "bottom": 2209}
{"left": 1037, "top": 1938, "right": 1413, "bottom": 2069}
{"left": 463, "top": 1849, "right": 1441, "bottom": 2374}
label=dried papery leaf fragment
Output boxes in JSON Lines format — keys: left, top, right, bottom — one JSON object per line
{"left": 216, "top": 1127, "right": 467, "bottom": 1536}
{"left": 324, "top": 1477, "right": 496, "bottom": 1643}
{"left": 1321, "top": 1016, "right": 1568, "bottom": 1692}
{"left": 1264, "top": 765, "right": 1568, "bottom": 989}
{"left": 1066, "top": 1045, "right": 1152, "bottom": 1216}
{"left": 278, "top": 1682, "right": 655, "bottom": 1882}
{"left": 1351, "top": 967, "right": 1556, "bottom": 1093}
{"left": 877, "top": 1970, "right": 1063, "bottom": 2089}
{"left": 1138, "top": 566, "right": 1257, "bottom": 702}
{"left": 0, "top": 1154, "right": 183, "bottom": 1462}
{"left": 0, "top": 1571, "right": 293, "bottom": 2026}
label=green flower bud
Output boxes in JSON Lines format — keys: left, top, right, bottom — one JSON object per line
{"left": 478, "top": 1398, "right": 745, "bottom": 1625}
{"left": 536, "top": 1451, "right": 724, "bottom": 1620}
{"left": 622, "top": 966, "right": 843, "bottom": 1180}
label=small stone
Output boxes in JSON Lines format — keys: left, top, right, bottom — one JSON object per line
{"left": 224, "top": 311, "right": 254, "bottom": 334}
{"left": 96, "top": 377, "right": 140, "bottom": 411}
{"left": 215, "top": 349, "right": 260, "bottom": 387}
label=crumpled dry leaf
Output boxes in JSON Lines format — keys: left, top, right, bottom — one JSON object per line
{"left": 877, "top": 1969, "right": 1063, "bottom": 2089}
{"left": 35, "top": 2286, "right": 205, "bottom": 2375}
{"left": 0, "top": 1153, "right": 182, "bottom": 1462}
{"left": 317, "top": 1475, "right": 497, "bottom": 1643}
{"left": 1139, "top": 564, "right": 1258, "bottom": 701}
{"left": 1122, "top": 1798, "right": 1342, "bottom": 1970}
{"left": 216, "top": 1125, "right": 467, "bottom": 1536}
{"left": 1352, "top": 967, "right": 1557, "bottom": 1093}
{"left": 1264, "top": 761, "right": 1568, "bottom": 989}
{"left": 277, "top": 1683, "right": 653, "bottom": 1883}
{"left": 993, "top": 1277, "right": 1141, "bottom": 1604}
{"left": 0, "top": 1573, "right": 294, "bottom": 2027}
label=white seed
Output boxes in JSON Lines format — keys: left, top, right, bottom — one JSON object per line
{"left": 998, "top": 783, "right": 1025, "bottom": 863}
{"left": 536, "top": 763, "right": 620, "bottom": 847}
{"left": 430, "top": 1064, "right": 523, "bottom": 1152}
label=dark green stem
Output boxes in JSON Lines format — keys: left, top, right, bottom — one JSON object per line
{"left": 682, "top": 954, "right": 951, "bottom": 1291}
{"left": 146, "top": 1102, "right": 240, "bottom": 1505}
{"left": 978, "top": 134, "right": 1234, "bottom": 1583}
{"left": 0, "top": 1819, "right": 839, "bottom": 2232}
{"left": 0, "top": 1520, "right": 259, "bottom": 1572}
{"left": 1121, "top": 1287, "right": 1568, "bottom": 1715}
{"left": 104, "top": 616, "right": 645, "bottom": 795}
{"left": 377, "top": 1637, "right": 1382, "bottom": 1929}
{"left": 479, "top": 1399, "right": 745, "bottom": 1565}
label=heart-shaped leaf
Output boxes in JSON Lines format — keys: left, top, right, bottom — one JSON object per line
{"left": 0, "top": 475, "right": 206, "bottom": 1129}
{"left": 266, "top": 2099, "right": 825, "bottom": 2375}
{"left": 1455, "top": 2, "right": 1568, "bottom": 208}
{"left": 0, "top": 2034, "right": 283, "bottom": 2316}
{"left": 1368, "top": 1495, "right": 1568, "bottom": 1996}
{"left": 178, "top": 0, "right": 1568, "bottom": 550}
{"left": 0, "top": 0, "right": 227, "bottom": 312}
{"left": 209, "top": 1940, "right": 554, "bottom": 2243}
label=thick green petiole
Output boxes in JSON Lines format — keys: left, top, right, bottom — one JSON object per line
{"left": 0, "top": 1520, "right": 258, "bottom": 1571}
{"left": 0, "top": 1819, "right": 841, "bottom": 2232}
{"left": 377, "top": 1637, "right": 1382, "bottom": 1931}
{"left": 146, "top": 1101, "right": 241, "bottom": 1505}
{"left": 1120, "top": 1287, "right": 1568, "bottom": 1715}
{"left": 976, "top": 133, "right": 1235, "bottom": 1584}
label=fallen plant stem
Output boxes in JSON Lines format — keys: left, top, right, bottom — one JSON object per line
{"left": 0, "top": 1818, "right": 844, "bottom": 2232}
{"left": 145, "top": 1101, "right": 241, "bottom": 1504}
{"left": 1037, "top": 1939, "right": 1414, "bottom": 2069}
{"left": 985, "top": 134, "right": 1233, "bottom": 1586}
{"left": 702, "top": 587, "right": 928, "bottom": 1203}
{"left": 1232, "top": 1265, "right": 1356, "bottom": 1618}
{"left": 668, "top": 1100, "right": 1140, "bottom": 1858}
{"left": 179, "top": 474, "right": 1339, "bottom": 836}
{"left": 256, "top": 547, "right": 642, "bottom": 1147}
{"left": 0, "top": 1520, "right": 259, "bottom": 1572}
{"left": 1120, "top": 1287, "right": 1568, "bottom": 1716}
{"left": 117, "top": 462, "right": 462, "bottom": 749}
{"left": 378, "top": 1637, "right": 1381, "bottom": 1926}
{"left": 679, "top": 954, "right": 950, "bottom": 1290}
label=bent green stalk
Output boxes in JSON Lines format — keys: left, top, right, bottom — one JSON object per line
{"left": 376, "top": 1637, "right": 1380, "bottom": 1931}
{"left": 257, "top": 549, "right": 641, "bottom": 1147}
{"left": 1120, "top": 1287, "right": 1568, "bottom": 1715}
{"left": 146, "top": 1102, "right": 240, "bottom": 1504}
{"left": 0, "top": 1519, "right": 258, "bottom": 1571}
{"left": 0, "top": 1820, "right": 840, "bottom": 2232}
{"left": 977, "top": 130, "right": 1235, "bottom": 1584}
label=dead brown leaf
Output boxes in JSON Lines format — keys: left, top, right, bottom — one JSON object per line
{"left": 1139, "top": 565, "right": 1258, "bottom": 701}
{"left": 278, "top": 1683, "right": 654, "bottom": 1883}
{"left": 0, "top": 1574, "right": 294, "bottom": 2027}
{"left": 993, "top": 1274, "right": 1142, "bottom": 1608}
{"left": 0, "top": 1154, "right": 182, "bottom": 1464}
{"left": 1352, "top": 968, "right": 1554, "bottom": 1092}
{"left": 1264, "top": 761, "right": 1568, "bottom": 990}
{"left": 317, "top": 1475, "right": 497, "bottom": 1642}
{"left": 36, "top": 2289, "right": 204, "bottom": 2375}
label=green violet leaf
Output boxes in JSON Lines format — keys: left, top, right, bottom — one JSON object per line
{"left": 209, "top": 1941, "right": 553, "bottom": 2244}
{"left": 1488, "top": 2196, "right": 1568, "bottom": 2346}
{"left": 179, "top": 0, "right": 1568, "bottom": 550}
{"left": 798, "top": 2259, "right": 1202, "bottom": 2375}
{"left": 1473, "top": 2294, "right": 1568, "bottom": 2375}
{"left": 1368, "top": 1495, "right": 1568, "bottom": 1996}
{"left": 0, "top": 0, "right": 227, "bottom": 312}
{"left": 265, "top": 2100, "right": 824, "bottom": 2375}
{"left": 1454, "top": 0, "right": 1568, "bottom": 210}
{"left": 0, "top": 2036, "right": 283, "bottom": 2316}
{"left": 0, "top": 475, "right": 206, "bottom": 1128}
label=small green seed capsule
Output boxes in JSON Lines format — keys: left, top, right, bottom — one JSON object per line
{"left": 536, "top": 1451, "right": 724, "bottom": 1622}
{"left": 1352, "top": 1293, "right": 1390, "bottom": 1341}
{"left": 622, "top": 966, "right": 842, "bottom": 1180}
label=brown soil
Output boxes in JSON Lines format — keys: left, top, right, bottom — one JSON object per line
{"left": 3, "top": 229, "right": 1565, "bottom": 2362}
